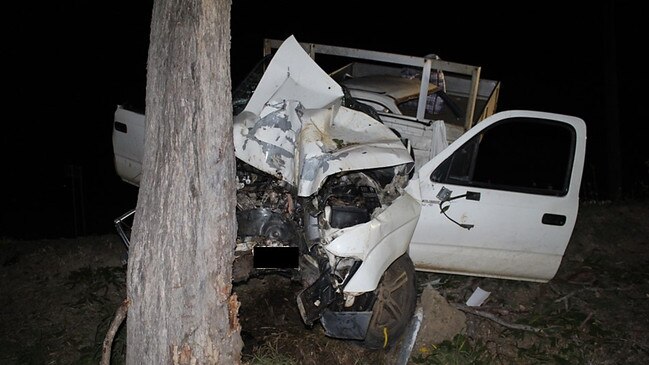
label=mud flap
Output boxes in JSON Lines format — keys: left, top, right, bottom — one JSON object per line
{"left": 320, "top": 310, "right": 372, "bottom": 340}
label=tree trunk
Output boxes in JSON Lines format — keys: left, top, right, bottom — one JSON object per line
{"left": 126, "top": 0, "right": 242, "bottom": 363}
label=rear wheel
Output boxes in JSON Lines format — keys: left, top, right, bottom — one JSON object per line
{"left": 362, "top": 253, "right": 417, "bottom": 349}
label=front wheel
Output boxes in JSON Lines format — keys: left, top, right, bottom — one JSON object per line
{"left": 362, "top": 253, "right": 417, "bottom": 349}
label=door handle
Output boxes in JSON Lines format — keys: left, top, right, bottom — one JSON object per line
{"left": 542, "top": 213, "right": 566, "bottom": 226}
{"left": 114, "top": 121, "right": 128, "bottom": 133}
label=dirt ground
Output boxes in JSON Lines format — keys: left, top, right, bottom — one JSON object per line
{"left": 1, "top": 200, "right": 648, "bottom": 364}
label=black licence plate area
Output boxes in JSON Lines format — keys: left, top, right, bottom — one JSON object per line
{"left": 253, "top": 246, "right": 299, "bottom": 269}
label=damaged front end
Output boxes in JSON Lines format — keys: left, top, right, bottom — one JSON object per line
{"left": 233, "top": 36, "right": 421, "bottom": 346}
{"left": 295, "top": 166, "right": 419, "bottom": 341}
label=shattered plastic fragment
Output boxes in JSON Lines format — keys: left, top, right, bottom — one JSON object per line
{"left": 466, "top": 287, "right": 491, "bottom": 307}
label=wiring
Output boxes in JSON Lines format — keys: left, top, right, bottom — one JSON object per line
{"left": 438, "top": 194, "right": 474, "bottom": 230}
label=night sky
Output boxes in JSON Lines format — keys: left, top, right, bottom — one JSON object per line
{"left": 4, "top": 1, "right": 646, "bottom": 239}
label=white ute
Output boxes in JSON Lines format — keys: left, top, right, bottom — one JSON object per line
{"left": 112, "top": 35, "right": 586, "bottom": 349}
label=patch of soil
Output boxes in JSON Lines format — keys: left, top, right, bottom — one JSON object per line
{"left": 1, "top": 200, "right": 648, "bottom": 364}
{"left": 235, "top": 274, "right": 391, "bottom": 365}
{"left": 0, "top": 236, "right": 126, "bottom": 364}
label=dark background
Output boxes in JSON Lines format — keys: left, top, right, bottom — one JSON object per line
{"left": 4, "top": 1, "right": 647, "bottom": 239}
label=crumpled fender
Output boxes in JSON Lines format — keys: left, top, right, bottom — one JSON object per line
{"left": 324, "top": 179, "right": 422, "bottom": 294}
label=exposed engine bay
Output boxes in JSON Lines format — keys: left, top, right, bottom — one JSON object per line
{"left": 234, "top": 158, "right": 412, "bottom": 271}
{"left": 233, "top": 153, "right": 414, "bottom": 338}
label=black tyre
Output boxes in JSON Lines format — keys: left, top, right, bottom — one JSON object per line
{"left": 362, "top": 253, "right": 417, "bottom": 349}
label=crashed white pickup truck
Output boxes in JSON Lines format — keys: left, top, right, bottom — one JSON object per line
{"left": 112, "top": 36, "right": 586, "bottom": 349}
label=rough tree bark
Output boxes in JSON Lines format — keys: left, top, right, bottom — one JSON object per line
{"left": 126, "top": 0, "right": 242, "bottom": 363}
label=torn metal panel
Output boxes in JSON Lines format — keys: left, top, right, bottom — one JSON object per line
{"left": 234, "top": 102, "right": 302, "bottom": 184}
{"left": 243, "top": 35, "right": 343, "bottom": 116}
{"left": 233, "top": 35, "right": 414, "bottom": 197}
{"left": 295, "top": 105, "right": 414, "bottom": 197}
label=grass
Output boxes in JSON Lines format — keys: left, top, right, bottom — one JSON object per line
{"left": 411, "top": 334, "right": 495, "bottom": 365}
{"left": 243, "top": 340, "right": 300, "bottom": 365}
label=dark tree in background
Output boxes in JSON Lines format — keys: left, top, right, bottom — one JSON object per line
{"left": 602, "top": 0, "right": 622, "bottom": 200}
{"left": 125, "top": 0, "right": 243, "bottom": 363}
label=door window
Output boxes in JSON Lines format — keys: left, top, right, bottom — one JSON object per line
{"left": 431, "top": 117, "right": 575, "bottom": 196}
